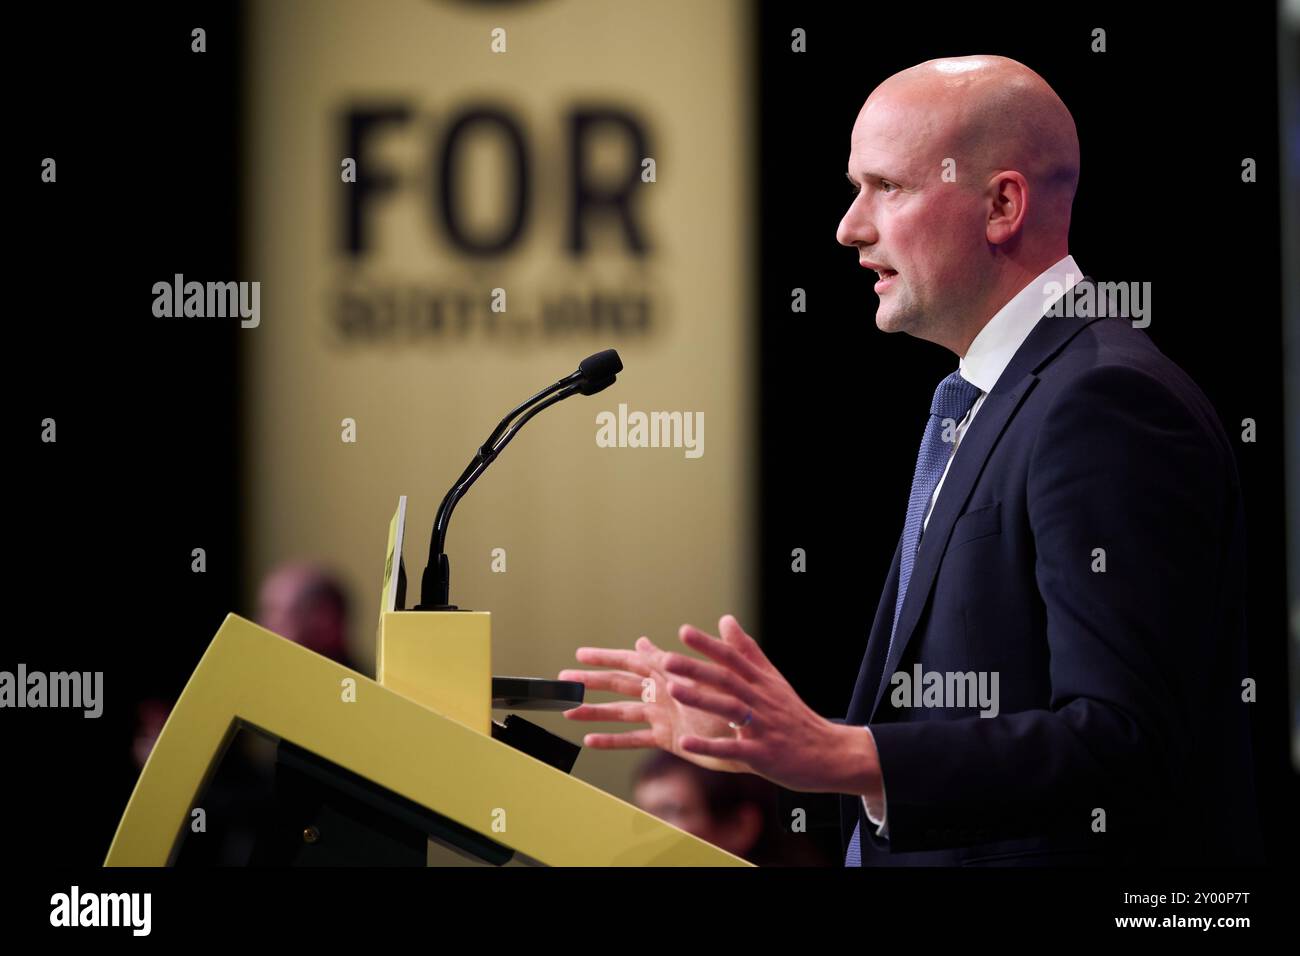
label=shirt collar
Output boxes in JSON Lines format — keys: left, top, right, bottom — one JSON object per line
{"left": 959, "top": 254, "right": 1082, "bottom": 393}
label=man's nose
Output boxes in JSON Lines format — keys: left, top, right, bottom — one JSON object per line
{"left": 835, "top": 216, "right": 853, "bottom": 247}
{"left": 836, "top": 203, "right": 875, "bottom": 248}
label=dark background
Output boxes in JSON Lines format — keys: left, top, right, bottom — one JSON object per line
{"left": 12, "top": 3, "right": 243, "bottom": 865}
{"left": 7, "top": 0, "right": 1293, "bottom": 880}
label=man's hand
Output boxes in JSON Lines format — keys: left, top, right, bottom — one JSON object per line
{"left": 559, "top": 625, "right": 747, "bottom": 774}
{"left": 561, "top": 614, "right": 882, "bottom": 797}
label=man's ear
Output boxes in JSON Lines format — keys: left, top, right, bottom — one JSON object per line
{"left": 985, "top": 171, "right": 1028, "bottom": 245}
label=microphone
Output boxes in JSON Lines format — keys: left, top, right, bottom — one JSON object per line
{"left": 574, "top": 349, "right": 622, "bottom": 389}
{"left": 413, "top": 349, "right": 623, "bottom": 610}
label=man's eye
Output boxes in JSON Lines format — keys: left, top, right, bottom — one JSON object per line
{"left": 879, "top": 180, "right": 897, "bottom": 193}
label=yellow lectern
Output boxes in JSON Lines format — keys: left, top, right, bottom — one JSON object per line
{"left": 104, "top": 610, "right": 751, "bottom": 866}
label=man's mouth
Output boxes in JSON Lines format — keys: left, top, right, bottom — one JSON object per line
{"left": 861, "top": 260, "right": 898, "bottom": 287}
{"left": 873, "top": 268, "right": 898, "bottom": 292}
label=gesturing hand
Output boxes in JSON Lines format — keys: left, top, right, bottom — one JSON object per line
{"left": 562, "top": 614, "right": 879, "bottom": 796}
{"left": 559, "top": 624, "right": 749, "bottom": 774}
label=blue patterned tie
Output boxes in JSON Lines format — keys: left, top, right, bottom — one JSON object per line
{"left": 845, "top": 369, "right": 981, "bottom": 866}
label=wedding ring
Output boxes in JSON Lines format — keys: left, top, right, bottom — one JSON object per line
{"left": 728, "top": 710, "right": 753, "bottom": 731}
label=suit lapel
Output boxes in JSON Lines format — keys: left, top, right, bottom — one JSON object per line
{"left": 861, "top": 277, "right": 1110, "bottom": 722}
{"left": 845, "top": 531, "right": 903, "bottom": 725}
{"left": 866, "top": 381, "right": 1036, "bottom": 720}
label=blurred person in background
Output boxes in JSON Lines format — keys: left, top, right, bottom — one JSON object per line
{"left": 633, "top": 751, "right": 829, "bottom": 866}
{"left": 132, "top": 563, "right": 357, "bottom": 863}
{"left": 132, "top": 562, "right": 359, "bottom": 770}
{"left": 256, "top": 562, "right": 356, "bottom": 669}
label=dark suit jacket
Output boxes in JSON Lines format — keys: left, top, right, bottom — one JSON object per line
{"left": 839, "top": 277, "right": 1264, "bottom": 866}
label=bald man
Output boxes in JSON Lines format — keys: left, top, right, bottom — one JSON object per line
{"left": 561, "top": 55, "right": 1262, "bottom": 866}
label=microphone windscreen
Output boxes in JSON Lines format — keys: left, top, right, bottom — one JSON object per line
{"left": 578, "top": 349, "right": 622, "bottom": 383}
{"left": 578, "top": 374, "right": 616, "bottom": 396}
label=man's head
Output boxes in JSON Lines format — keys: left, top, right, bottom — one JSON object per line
{"left": 256, "top": 562, "right": 351, "bottom": 664}
{"left": 836, "top": 55, "right": 1080, "bottom": 355}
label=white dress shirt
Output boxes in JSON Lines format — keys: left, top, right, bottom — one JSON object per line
{"left": 860, "top": 254, "right": 1083, "bottom": 839}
